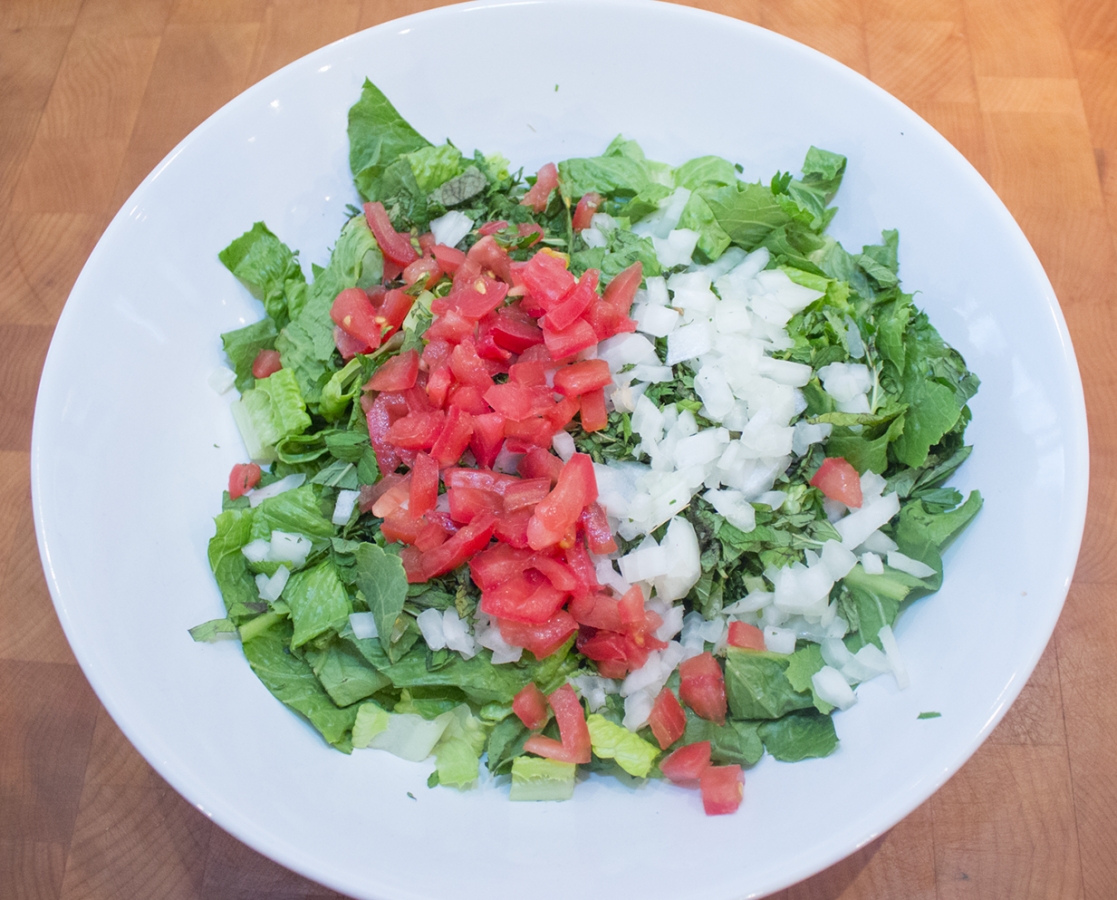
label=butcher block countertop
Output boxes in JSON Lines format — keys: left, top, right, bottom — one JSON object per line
{"left": 2, "top": 0, "right": 1115, "bottom": 897}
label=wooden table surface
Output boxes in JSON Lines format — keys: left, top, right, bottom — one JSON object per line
{"left": 3, "top": 0, "right": 1115, "bottom": 897}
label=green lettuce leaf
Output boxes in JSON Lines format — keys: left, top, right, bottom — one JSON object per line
{"left": 218, "top": 222, "right": 306, "bottom": 329}
{"left": 284, "top": 560, "right": 351, "bottom": 648}
{"left": 353, "top": 542, "right": 408, "bottom": 655}
{"left": 723, "top": 648, "right": 816, "bottom": 720}
{"left": 349, "top": 79, "right": 432, "bottom": 201}
{"left": 586, "top": 713, "right": 660, "bottom": 777}
{"left": 758, "top": 711, "right": 839, "bottom": 761}
{"left": 221, "top": 318, "right": 278, "bottom": 393}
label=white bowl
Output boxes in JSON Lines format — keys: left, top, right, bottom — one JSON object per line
{"left": 32, "top": 1, "right": 1088, "bottom": 898}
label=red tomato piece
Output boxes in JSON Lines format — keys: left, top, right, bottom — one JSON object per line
{"left": 365, "top": 349, "right": 419, "bottom": 392}
{"left": 469, "top": 543, "right": 533, "bottom": 591}
{"left": 386, "top": 410, "right": 445, "bottom": 450}
{"left": 441, "top": 277, "right": 510, "bottom": 320}
{"left": 425, "top": 365, "right": 453, "bottom": 409}
{"left": 502, "top": 477, "right": 552, "bottom": 512}
{"left": 498, "top": 610, "right": 579, "bottom": 660}
{"left": 370, "top": 475, "right": 411, "bottom": 519}
{"left": 431, "top": 243, "right": 466, "bottom": 273}
{"left": 727, "top": 620, "right": 767, "bottom": 651}
{"left": 400, "top": 545, "right": 425, "bottom": 583}
{"left": 569, "top": 593, "right": 623, "bottom": 632}
{"left": 466, "top": 234, "right": 513, "bottom": 283}
{"left": 517, "top": 222, "right": 545, "bottom": 245}
{"left": 425, "top": 307, "right": 475, "bottom": 344}
{"left": 414, "top": 520, "right": 449, "bottom": 552}
{"left": 617, "top": 585, "right": 646, "bottom": 633}
{"left": 330, "top": 287, "right": 382, "bottom": 350}
{"left": 527, "top": 554, "right": 579, "bottom": 592}
{"left": 583, "top": 298, "right": 637, "bottom": 341}
{"left": 358, "top": 472, "right": 406, "bottom": 514}
{"left": 520, "top": 250, "right": 576, "bottom": 308}
{"left": 659, "top": 741, "right": 712, "bottom": 785}
{"left": 562, "top": 544, "right": 600, "bottom": 597}
{"left": 518, "top": 446, "right": 564, "bottom": 485}
{"left": 513, "top": 683, "right": 550, "bottom": 731}
{"left": 503, "top": 415, "right": 556, "bottom": 450}
{"left": 602, "top": 261, "right": 643, "bottom": 315}
{"left": 575, "top": 628, "right": 629, "bottom": 676}
{"left": 545, "top": 396, "right": 580, "bottom": 434}
{"left": 365, "top": 391, "right": 409, "bottom": 473}
{"left": 491, "top": 309, "right": 544, "bottom": 353}
{"left": 678, "top": 652, "right": 728, "bottom": 726}
{"left": 543, "top": 269, "right": 600, "bottom": 332}
{"left": 251, "top": 349, "right": 282, "bottom": 379}
{"left": 447, "top": 384, "right": 489, "bottom": 416}
{"left": 494, "top": 507, "right": 532, "bottom": 549}
{"left": 579, "top": 388, "right": 609, "bottom": 433}
{"left": 543, "top": 318, "right": 599, "bottom": 360}
{"left": 810, "top": 456, "right": 863, "bottom": 508}
{"left": 523, "top": 683, "right": 590, "bottom": 762}
{"left": 475, "top": 315, "right": 514, "bottom": 364}
{"left": 442, "top": 468, "right": 518, "bottom": 494}
{"left": 419, "top": 512, "right": 498, "bottom": 580}
{"left": 469, "top": 412, "right": 505, "bottom": 469}
{"left": 700, "top": 765, "right": 744, "bottom": 815}
{"left": 448, "top": 485, "right": 503, "bottom": 524}
{"left": 377, "top": 288, "right": 416, "bottom": 335}
{"left": 572, "top": 192, "right": 604, "bottom": 231}
{"left": 421, "top": 339, "right": 453, "bottom": 372}
{"left": 228, "top": 462, "right": 262, "bottom": 499}
{"left": 520, "top": 162, "right": 559, "bottom": 214}
{"left": 403, "top": 255, "right": 441, "bottom": 289}
{"left": 450, "top": 339, "right": 495, "bottom": 391}
{"left": 478, "top": 219, "right": 509, "bottom": 236}
{"left": 526, "top": 453, "right": 597, "bottom": 551}
{"left": 364, "top": 201, "right": 419, "bottom": 266}
{"left": 430, "top": 406, "right": 475, "bottom": 468}
{"left": 648, "top": 688, "right": 688, "bottom": 751}
{"left": 480, "top": 571, "right": 568, "bottom": 624}
{"left": 579, "top": 502, "right": 617, "bottom": 554}
{"left": 484, "top": 382, "right": 537, "bottom": 420}
{"left": 408, "top": 451, "right": 439, "bottom": 518}
{"left": 553, "top": 359, "right": 612, "bottom": 397}
{"left": 380, "top": 509, "right": 426, "bottom": 545}
{"left": 334, "top": 325, "right": 370, "bottom": 360}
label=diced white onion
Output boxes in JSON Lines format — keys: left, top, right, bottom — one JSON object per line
{"left": 416, "top": 608, "right": 447, "bottom": 650}
{"left": 887, "top": 551, "right": 936, "bottom": 578}
{"left": 268, "top": 530, "right": 312, "bottom": 567}
{"left": 332, "top": 489, "right": 359, "bottom": 526}
{"left": 241, "top": 539, "right": 271, "bottom": 563}
{"left": 349, "top": 611, "right": 378, "bottom": 640}
{"left": 209, "top": 366, "right": 236, "bottom": 394}
{"left": 764, "top": 625, "right": 797, "bottom": 654}
{"left": 877, "top": 624, "right": 910, "bottom": 689}
{"left": 429, "top": 210, "right": 473, "bottom": 248}
{"left": 255, "top": 565, "right": 290, "bottom": 602}
{"left": 812, "top": 666, "right": 858, "bottom": 710}
{"left": 861, "top": 551, "right": 885, "bottom": 575}
{"left": 248, "top": 473, "right": 306, "bottom": 507}
{"left": 552, "top": 431, "right": 576, "bottom": 462}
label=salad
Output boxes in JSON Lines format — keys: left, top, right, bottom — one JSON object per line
{"left": 193, "top": 79, "right": 982, "bottom": 815}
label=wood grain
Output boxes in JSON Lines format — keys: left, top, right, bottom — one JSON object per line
{"left": 2, "top": 0, "right": 1115, "bottom": 897}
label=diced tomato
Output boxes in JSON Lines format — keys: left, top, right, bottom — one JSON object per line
{"left": 523, "top": 683, "right": 590, "bottom": 762}
{"left": 431, "top": 243, "right": 466, "bottom": 273}
{"left": 502, "top": 477, "right": 552, "bottom": 512}
{"left": 602, "top": 261, "right": 643, "bottom": 315}
{"left": 503, "top": 415, "right": 556, "bottom": 450}
{"left": 377, "top": 288, "right": 416, "bottom": 334}
{"left": 403, "top": 384, "right": 434, "bottom": 414}
{"left": 576, "top": 628, "right": 629, "bottom": 677}
{"left": 498, "top": 610, "right": 578, "bottom": 660}
{"left": 425, "top": 365, "right": 453, "bottom": 408}
{"left": 727, "top": 620, "right": 767, "bottom": 651}
{"left": 647, "top": 688, "right": 688, "bottom": 751}
{"left": 419, "top": 512, "right": 498, "bottom": 580}
{"left": 425, "top": 307, "right": 475, "bottom": 344}
{"left": 470, "top": 543, "right": 532, "bottom": 591}
{"left": 408, "top": 451, "right": 439, "bottom": 518}
{"left": 450, "top": 339, "right": 494, "bottom": 391}
{"left": 478, "top": 219, "right": 509, "bottom": 236}
{"left": 358, "top": 472, "right": 406, "bottom": 514}
{"left": 810, "top": 456, "right": 863, "bottom": 508}
{"left": 527, "top": 554, "right": 578, "bottom": 592}
{"left": 518, "top": 446, "right": 564, "bottom": 484}
{"left": 491, "top": 308, "right": 544, "bottom": 353}
{"left": 494, "top": 507, "right": 532, "bottom": 548}
{"left": 480, "top": 571, "right": 568, "bottom": 624}
{"left": 583, "top": 297, "right": 637, "bottom": 341}
{"left": 580, "top": 387, "right": 609, "bottom": 433}
{"left": 365, "top": 349, "right": 419, "bottom": 392}
{"left": 441, "top": 277, "right": 509, "bottom": 320}
{"left": 700, "top": 765, "right": 744, "bottom": 815}
{"left": 333, "top": 325, "right": 370, "bottom": 360}
{"left": 520, "top": 250, "right": 576, "bottom": 308}
{"left": 562, "top": 544, "right": 600, "bottom": 597}
{"left": 617, "top": 585, "right": 645, "bottom": 633}
{"left": 508, "top": 359, "right": 547, "bottom": 386}
{"left": 475, "top": 315, "right": 513, "bottom": 364}
{"left": 447, "top": 384, "right": 489, "bottom": 416}
{"left": 448, "top": 485, "right": 503, "bottom": 524}
{"left": 579, "top": 502, "right": 617, "bottom": 554}
{"left": 678, "top": 652, "right": 728, "bottom": 726}
{"left": 430, "top": 406, "right": 475, "bottom": 468}
{"left": 414, "top": 519, "right": 449, "bottom": 552}
{"left": 331, "top": 287, "right": 382, "bottom": 350}
{"left": 228, "top": 462, "right": 261, "bottom": 499}
{"left": 572, "top": 192, "right": 604, "bottom": 231}
{"left": 370, "top": 475, "right": 412, "bottom": 519}
{"left": 403, "top": 255, "right": 441, "bottom": 289}
{"left": 365, "top": 391, "right": 409, "bottom": 473}
{"left": 513, "top": 682, "right": 550, "bottom": 731}
{"left": 553, "top": 359, "right": 611, "bottom": 397}
{"left": 421, "top": 339, "right": 453, "bottom": 372}
{"left": 543, "top": 269, "right": 599, "bottom": 332}
{"left": 520, "top": 162, "right": 559, "bottom": 214}
{"left": 443, "top": 468, "right": 518, "bottom": 494}
{"left": 484, "top": 382, "right": 538, "bottom": 420}
{"left": 469, "top": 412, "right": 505, "bottom": 469}
{"left": 546, "top": 397, "right": 581, "bottom": 435}
{"left": 466, "top": 235, "right": 513, "bottom": 283}
{"left": 380, "top": 509, "right": 426, "bottom": 545}
{"left": 400, "top": 545, "right": 425, "bottom": 583}
{"left": 543, "top": 318, "right": 599, "bottom": 360}
{"left": 386, "top": 410, "right": 445, "bottom": 450}
{"left": 251, "top": 349, "right": 282, "bottom": 379}
{"left": 659, "top": 741, "right": 711, "bottom": 785}
{"left": 569, "top": 593, "right": 623, "bottom": 632}
{"left": 364, "top": 201, "right": 419, "bottom": 266}
{"left": 526, "top": 453, "right": 597, "bottom": 551}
